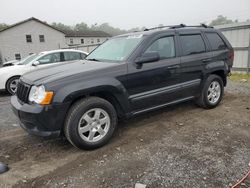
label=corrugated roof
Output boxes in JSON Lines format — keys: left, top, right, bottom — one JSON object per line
{"left": 215, "top": 22, "right": 250, "bottom": 31}
{"left": 64, "top": 30, "right": 111, "bottom": 37}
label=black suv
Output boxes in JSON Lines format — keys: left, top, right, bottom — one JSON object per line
{"left": 11, "top": 24, "right": 234, "bottom": 150}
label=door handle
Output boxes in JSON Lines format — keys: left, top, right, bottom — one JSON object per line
{"left": 166, "top": 65, "right": 180, "bottom": 69}
{"left": 202, "top": 58, "right": 212, "bottom": 62}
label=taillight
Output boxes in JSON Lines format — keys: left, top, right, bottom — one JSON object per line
{"left": 229, "top": 50, "right": 234, "bottom": 61}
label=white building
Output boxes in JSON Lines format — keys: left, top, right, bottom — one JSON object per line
{"left": 0, "top": 17, "right": 111, "bottom": 63}
{"left": 64, "top": 30, "right": 110, "bottom": 53}
{"left": 216, "top": 22, "right": 250, "bottom": 73}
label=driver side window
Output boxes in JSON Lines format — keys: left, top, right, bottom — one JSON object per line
{"left": 38, "top": 53, "right": 61, "bottom": 64}
{"left": 145, "top": 36, "right": 175, "bottom": 59}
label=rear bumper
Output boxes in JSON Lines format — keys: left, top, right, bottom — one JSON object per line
{"left": 11, "top": 95, "right": 70, "bottom": 138}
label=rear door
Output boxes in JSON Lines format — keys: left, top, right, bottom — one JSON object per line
{"left": 177, "top": 31, "right": 212, "bottom": 98}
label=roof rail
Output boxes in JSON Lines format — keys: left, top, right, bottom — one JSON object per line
{"left": 143, "top": 24, "right": 213, "bottom": 31}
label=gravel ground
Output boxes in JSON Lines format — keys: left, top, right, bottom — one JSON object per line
{"left": 0, "top": 80, "right": 249, "bottom": 188}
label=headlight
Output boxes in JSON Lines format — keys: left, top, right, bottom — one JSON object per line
{"left": 28, "top": 85, "right": 54, "bottom": 105}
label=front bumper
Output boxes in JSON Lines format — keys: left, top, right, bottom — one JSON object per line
{"left": 11, "top": 95, "right": 70, "bottom": 138}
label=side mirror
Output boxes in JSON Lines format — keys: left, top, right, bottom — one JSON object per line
{"left": 32, "top": 61, "right": 40, "bottom": 66}
{"left": 135, "top": 52, "right": 160, "bottom": 68}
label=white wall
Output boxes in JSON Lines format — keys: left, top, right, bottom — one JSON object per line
{"left": 0, "top": 20, "right": 68, "bottom": 62}
{"left": 65, "top": 37, "right": 108, "bottom": 46}
{"left": 74, "top": 45, "right": 99, "bottom": 53}
{"left": 221, "top": 27, "right": 250, "bottom": 70}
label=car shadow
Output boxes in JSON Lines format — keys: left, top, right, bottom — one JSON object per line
{"left": 0, "top": 90, "right": 11, "bottom": 97}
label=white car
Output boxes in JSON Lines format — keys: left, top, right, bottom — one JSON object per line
{"left": 2, "top": 60, "right": 20, "bottom": 67}
{"left": 0, "top": 49, "right": 88, "bottom": 94}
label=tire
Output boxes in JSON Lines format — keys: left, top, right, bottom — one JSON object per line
{"left": 196, "top": 74, "right": 224, "bottom": 109}
{"left": 64, "top": 97, "right": 118, "bottom": 150}
{"left": 6, "top": 76, "right": 20, "bottom": 95}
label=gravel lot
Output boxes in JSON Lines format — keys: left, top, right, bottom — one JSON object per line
{"left": 0, "top": 80, "right": 249, "bottom": 188}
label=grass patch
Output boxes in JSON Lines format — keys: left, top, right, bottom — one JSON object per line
{"left": 229, "top": 73, "right": 250, "bottom": 82}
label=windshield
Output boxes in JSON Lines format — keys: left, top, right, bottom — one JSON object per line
{"left": 18, "top": 54, "right": 39, "bottom": 65}
{"left": 86, "top": 34, "right": 144, "bottom": 62}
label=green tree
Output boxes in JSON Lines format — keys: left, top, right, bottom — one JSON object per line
{"left": 74, "top": 22, "right": 89, "bottom": 32}
{"left": 91, "top": 23, "right": 127, "bottom": 36}
{"left": 209, "top": 15, "right": 234, "bottom": 26}
{"left": 51, "top": 22, "right": 73, "bottom": 32}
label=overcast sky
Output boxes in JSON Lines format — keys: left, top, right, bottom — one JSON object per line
{"left": 1, "top": 0, "right": 250, "bottom": 29}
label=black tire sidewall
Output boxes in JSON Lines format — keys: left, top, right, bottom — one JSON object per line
{"left": 6, "top": 76, "right": 20, "bottom": 95}
{"left": 65, "top": 98, "right": 117, "bottom": 150}
{"left": 203, "top": 75, "right": 224, "bottom": 108}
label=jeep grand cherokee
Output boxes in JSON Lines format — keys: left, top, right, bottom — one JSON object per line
{"left": 11, "top": 24, "right": 234, "bottom": 150}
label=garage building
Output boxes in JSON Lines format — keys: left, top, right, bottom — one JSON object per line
{"left": 216, "top": 22, "right": 250, "bottom": 73}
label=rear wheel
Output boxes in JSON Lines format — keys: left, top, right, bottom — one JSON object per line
{"left": 6, "top": 76, "right": 20, "bottom": 95}
{"left": 64, "top": 97, "right": 117, "bottom": 150}
{"left": 196, "top": 74, "right": 224, "bottom": 109}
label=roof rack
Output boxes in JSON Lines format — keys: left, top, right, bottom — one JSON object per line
{"left": 143, "top": 24, "right": 213, "bottom": 31}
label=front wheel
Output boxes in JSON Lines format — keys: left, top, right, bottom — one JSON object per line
{"left": 6, "top": 76, "right": 20, "bottom": 95}
{"left": 64, "top": 97, "right": 117, "bottom": 150}
{"left": 196, "top": 74, "right": 224, "bottom": 109}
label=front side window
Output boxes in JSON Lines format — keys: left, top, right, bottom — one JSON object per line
{"left": 39, "top": 35, "right": 45, "bottom": 42}
{"left": 26, "top": 35, "right": 32, "bottom": 43}
{"left": 206, "top": 33, "right": 227, "bottom": 51}
{"left": 180, "top": 34, "right": 206, "bottom": 56}
{"left": 145, "top": 36, "right": 175, "bottom": 59}
{"left": 64, "top": 52, "right": 82, "bottom": 61}
{"left": 38, "top": 53, "right": 61, "bottom": 64}
{"left": 86, "top": 35, "right": 144, "bottom": 62}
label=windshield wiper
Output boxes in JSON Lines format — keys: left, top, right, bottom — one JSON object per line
{"left": 87, "top": 58, "right": 100, "bottom": 62}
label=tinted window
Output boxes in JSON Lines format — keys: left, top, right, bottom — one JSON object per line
{"left": 180, "top": 35, "right": 206, "bottom": 56}
{"left": 64, "top": 52, "right": 82, "bottom": 61}
{"left": 145, "top": 36, "right": 175, "bottom": 59}
{"left": 38, "top": 53, "right": 61, "bottom": 64}
{"left": 206, "top": 33, "right": 227, "bottom": 51}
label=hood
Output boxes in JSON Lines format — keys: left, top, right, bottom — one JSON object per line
{"left": 22, "top": 60, "right": 118, "bottom": 85}
{"left": 3, "top": 61, "right": 19, "bottom": 67}
{"left": 0, "top": 64, "right": 27, "bottom": 73}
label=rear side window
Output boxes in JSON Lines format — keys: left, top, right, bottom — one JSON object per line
{"left": 145, "top": 36, "right": 175, "bottom": 59}
{"left": 180, "top": 35, "right": 206, "bottom": 56}
{"left": 206, "top": 32, "right": 227, "bottom": 51}
{"left": 80, "top": 53, "right": 87, "bottom": 59}
{"left": 64, "top": 52, "right": 82, "bottom": 61}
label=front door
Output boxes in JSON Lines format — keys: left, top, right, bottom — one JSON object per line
{"left": 124, "top": 35, "right": 182, "bottom": 112}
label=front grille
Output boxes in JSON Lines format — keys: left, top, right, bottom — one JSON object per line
{"left": 16, "top": 81, "right": 31, "bottom": 103}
